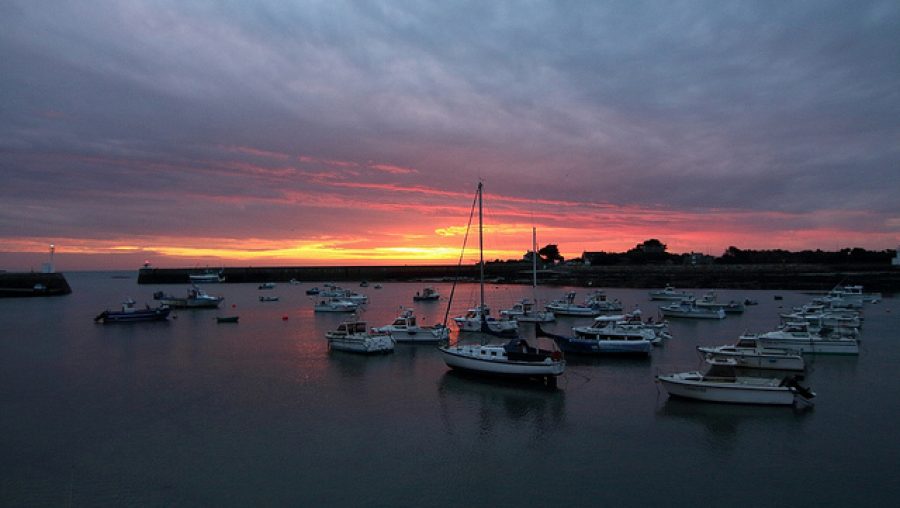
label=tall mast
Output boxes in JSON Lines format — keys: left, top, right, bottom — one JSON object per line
{"left": 478, "top": 182, "right": 485, "bottom": 320}
{"left": 532, "top": 227, "right": 537, "bottom": 288}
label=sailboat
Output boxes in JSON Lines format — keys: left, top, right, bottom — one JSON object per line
{"left": 450, "top": 183, "right": 518, "bottom": 336}
{"left": 501, "top": 227, "right": 555, "bottom": 322}
{"left": 438, "top": 182, "right": 566, "bottom": 384}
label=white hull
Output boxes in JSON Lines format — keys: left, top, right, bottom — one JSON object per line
{"left": 380, "top": 326, "right": 449, "bottom": 343}
{"left": 698, "top": 345, "right": 805, "bottom": 371}
{"left": 439, "top": 345, "right": 564, "bottom": 377}
{"left": 453, "top": 317, "right": 518, "bottom": 334}
{"left": 660, "top": 307, "right": 725, "bottom": 319}
{"left": 513, "top": 313, "right": 556, "bottom": 323}
{"left": 657, "top": 372, "right": 804, "bottom": 405}
{"left": 328, "top": 336, "right": 394, "bottom": 354}
{"left": 545, "top": 304, "right": 598, "bottom": 317}
{"left": 157, "top": 297, "right": 223, "bottom": 308}
{"left": 314, "top": 299, "right": 359, "bottom": 312}
{"left": 755, "top": 336, "right": 859, "bottom": 355}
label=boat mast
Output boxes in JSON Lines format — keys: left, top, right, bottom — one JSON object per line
{"left": 532, "top": 227, "right": 537, "bottom": 289}
{"left": 478, "top": 182, "right": 485, "bottom": 324}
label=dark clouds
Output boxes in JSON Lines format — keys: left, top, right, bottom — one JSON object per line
{"left": 1, "top": 0, "right": 898, "bottom": 264}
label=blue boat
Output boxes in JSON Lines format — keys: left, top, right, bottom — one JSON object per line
{"left": 536, "top": 323, "right": 653, "bottom": 355}
{"left": 94, "top": 299, "right": 171, "bottom": 323}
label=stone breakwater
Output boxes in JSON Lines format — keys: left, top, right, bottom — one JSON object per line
{"left": 138, "top": 263, "right": 900, "bottom": 292}
{"left": 0, "top": 272, "right": 72, "bottom": 297}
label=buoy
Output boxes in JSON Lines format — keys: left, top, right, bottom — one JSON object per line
{"left": 232, "top": 304, "right": 237, "bottom": 308}
{"left": 282, "top": 315, "right": 289, "bottom": 321}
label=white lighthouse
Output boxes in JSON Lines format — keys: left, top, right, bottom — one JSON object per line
{"left": 41, "top": 244, "right": 55, "bottom": 273}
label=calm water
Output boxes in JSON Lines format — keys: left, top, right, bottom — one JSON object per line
{"left": 1, "top": 272, "right": 898, "bottom": 507}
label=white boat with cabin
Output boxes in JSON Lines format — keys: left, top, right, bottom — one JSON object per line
{"left": 413, "top": 286, "right": 441, "bottom": 302}
{"left": 189, "top": 270, "right": 225, "bottom": 283}
{"left": 695, "top": 291, "right": 745, "bottom": 313}
{"left": 746, "top": 321, "right": 859, "bottom": 355}
{"left": 454, "top": 305, "right": 518, "bottom": 335}
{"left": 501, "top": 298, "right": 555, "bottom": 323}
{"left": 153, "top": 285, "right": 224, "bottom": 308}
{"left": 697, "top": 336, "right": 805, "bottom": 371}
{"left": 656, "top": 366, "right": 815, "bottom": 405}
{"left": 314, "top": 298, "right": 359, "bottom": 313}
{"left": 659, "top": 299, "right": 726, "bottom": 319}
{"left": 545, "top": 291, "right": 600, "bottom": 317}
{"left": 325, "top": 320, "right": 394, "bottom": 354}
{"left": 374, "top": 308, "right": 450, "bottom": 343}
{"left": 649, "top": 285, "right": 691, "bottom": 300}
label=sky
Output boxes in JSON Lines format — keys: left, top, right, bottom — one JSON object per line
{"left": 1, "top": 0, "right": 898, "bottom": 271}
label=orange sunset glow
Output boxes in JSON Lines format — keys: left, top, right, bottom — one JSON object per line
{"left": 1, "top": 2, "right": 897, "bottom": 271}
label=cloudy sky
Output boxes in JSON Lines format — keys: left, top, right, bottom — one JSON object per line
{"left": 1, "top": 0, "right": 898, "bottom": 270}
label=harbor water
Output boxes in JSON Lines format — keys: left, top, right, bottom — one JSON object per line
{"left": 1, "top": 272, "right": 898, "bottom": 506}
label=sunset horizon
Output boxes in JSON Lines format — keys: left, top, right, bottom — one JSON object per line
{"left": 2, "top": 2, "right": 897, "bottom": 272}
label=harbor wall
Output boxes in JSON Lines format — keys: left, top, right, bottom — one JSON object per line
{"left": 138, "top": 263, "right": 900, "bottom": 292}
{"left": 0, "top": 272, "right": 72, "bottom": 297}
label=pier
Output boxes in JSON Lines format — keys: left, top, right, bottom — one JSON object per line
{"left": 138, "top": 263, "right": 900, "bottom": 292}
{"left": 0, "top": 272, "right": 72, "bottom": 297}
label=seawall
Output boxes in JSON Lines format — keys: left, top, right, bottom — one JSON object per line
{"left": 0, "top": 272, "right": 72, "bottom": 297}
{"left": 138, "top": 263, "right": 900, "bottom": 292}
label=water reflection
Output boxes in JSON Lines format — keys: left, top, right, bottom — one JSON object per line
{"left": 437, "top": 370, "right": 566, "bottom": 442}
{"left": 655, "top": 397, "right": 813, "bottom": 453}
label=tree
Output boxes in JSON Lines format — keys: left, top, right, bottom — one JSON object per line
{"left": 538, "top": 244, "right": 564, "bottom": 264}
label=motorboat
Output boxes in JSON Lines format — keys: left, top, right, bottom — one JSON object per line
{"left": 325, "top": 320, "right": 394, "bottom": 354}
{"left": 453, "top": 305, "right": 518, "bottom": 335}
{"left": 746, "top": 321, "right": 859, "bottom": 355}
{"left": 584, "top": 290, "right": 623, "bottom": 312}
{"left": 590, "top": 309, "right": 672, "bottom": 345}
{"left": 189, "top": 270, "right": 225, "bottom": 283}
{"left": 545, "top": 291, "right": 600, "bottom": 317}
{"left": 94, "top": 298, "right": 171, "bottom": 323}
{"left": 697, "top": 337, "right": 805, "bottom": 371}
{"left": 216, "top": 315, "right": 239, "bottom": 323}
{"left": 413, "top": 286, "right": 441, "bottom": 302}
{"left": 825, "top": 284, "right": 881, "bottom": 306}
{"left": 656, "top": 366, "right": 815, "bottom": 405}
{"left": 314, "top": 298, "right": 359, "bottom": 313}
{"left": 501, "top": 298, "right": 555, "bottom": 323}
{"left": 305, "top": 287, "right": 320, "bottom": 295}
{"left": 695, "top": 291, "right": 745, "bottom": 313}
{"left": 153, "top": 285, "right": 224, "bottom": 308}
{"left": 258, "top": 282, "right": 276, "bottom": 290}
{"left": 321, "top": 286, "right": 368, "bottom": 304}
{"left": 438, "top": 182, "right": 564, "bottom": 383}
{"left": 779, "top": 308, "right": 862, "bottom": 330}
{"left": 259, "top": 295, "right": 279, "bottom": 302}
{"left": 374, "top": 308, "right": 450, "bottom": 343}
{"left": 648, "top": 285, "right": 691, "bottom": 300}
{"left": 537, "top": 323, "right": 653, "bottom": 355}
{"left": 659, "top": 299, "right": 726, "bottom": 319}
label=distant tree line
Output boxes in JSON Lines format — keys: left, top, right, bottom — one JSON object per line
{"left": 484, "top": 239, "right": 896, "bottom": 266}
{"left": 716, "top": 246, "right": 895, "bottom": 265}
{"left": 577, "top": 240, "right": 897, "bottom": 266}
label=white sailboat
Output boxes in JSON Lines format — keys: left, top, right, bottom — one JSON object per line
{"left": 501, "top": 228, "right": 555, "bottom": 323}
{"left": 438, "top": 182, "right": 565, "bottom": 383}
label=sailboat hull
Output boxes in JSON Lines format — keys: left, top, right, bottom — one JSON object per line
{"left": 439, "top": 345, "right": 565, "bottom": 377}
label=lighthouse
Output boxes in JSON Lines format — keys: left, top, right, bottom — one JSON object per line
{"left": 41, "top": 244, "right": 55, "bottom": 273}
